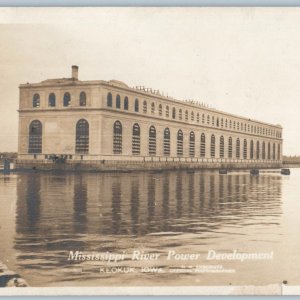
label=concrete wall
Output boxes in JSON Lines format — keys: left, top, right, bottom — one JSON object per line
{"left": 16, "top": 159, "right": 282, "bottom": 172}
{"left": 19, "top": 110, "right": 102, "bottom": 156}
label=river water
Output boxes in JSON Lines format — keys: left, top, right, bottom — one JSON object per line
{"left": 0, "top": 169, "right": 300, "bottom": 287}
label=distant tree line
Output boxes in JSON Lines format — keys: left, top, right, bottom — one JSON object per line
{"left": 0, "top": 152, "right": 17, "bottom": 160}
{"left": 283, "top": 155, "right": 300, "bottom": 163}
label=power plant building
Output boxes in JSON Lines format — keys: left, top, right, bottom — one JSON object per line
{"left": 17, "top": 66, "right": 283, "bottom": 170}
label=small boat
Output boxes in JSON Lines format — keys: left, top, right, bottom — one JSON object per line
{"left": 219, "top": 169, "right": 227, "bottom": 175}
{"left": 281, "top": 168, "right": 290, "bottom": 175}
{"left": 250, "top": 169, "right": 259, "bottom": 175}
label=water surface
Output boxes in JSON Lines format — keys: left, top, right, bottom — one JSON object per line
{"left": 0, "top": 169, "right": 300, "bottom": 287}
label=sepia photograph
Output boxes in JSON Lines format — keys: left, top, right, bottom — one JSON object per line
{"left": 0, "top": 7, "right": 300, "bottom": 296}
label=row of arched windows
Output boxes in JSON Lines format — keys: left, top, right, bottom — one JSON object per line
{"left": 27, "top": 118, "right": 281, "bottom": 161}
{"left": 112, "top": 121, "right": 281, "bottom": 160}
{"left": 32, "top": 92, "right": 87, "bottom": 108}
{"left": 107, "top": 93, "right": 129, "bottom": 111}
{"left": 28, "top": 119, "right": 89, "bottom": 154}
{"left": 107, "top": 92, "right": 282, "bottom": 139}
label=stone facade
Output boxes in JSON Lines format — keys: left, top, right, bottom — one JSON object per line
{"left": 17, "top": 66, "right": 283, "bottom": 169}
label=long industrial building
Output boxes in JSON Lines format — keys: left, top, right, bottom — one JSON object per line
{"left": 17, "top": 66, "right": 283, "bottom": 170}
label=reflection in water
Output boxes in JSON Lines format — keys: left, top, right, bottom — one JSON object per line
{"left": 188, "top": 174, "right": 194, "bottom": 215}
{"left": 16, "top": 174, "right": 41, "bottom": 233}
{"left": 130, "top": 180, "right": 139, "bottom": 235}
{"left": 162, "top": 174, "right": 170, "bottom": 230}
{"left": 176, "top": 173, "right": 182, "bottom": 219}
{"left": 73, "top": 176, "right": 87, "bottom": 233}
{"left": 147, "top": 177, "right": 155, "bottom": 229}
{"left": 15, "top": 172, "right": 283, "bottom": 237}
{"left": 9, "top": 170, "right": 288, "bottom": 286}
{"left": 112, "top": 181, "right": 121, "bottom": 235}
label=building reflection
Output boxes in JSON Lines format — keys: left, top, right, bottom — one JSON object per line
{"left": 130, "top": 180, "right": 139, "bottom": 235}
{"left": 162, "top": 174, "right": 170, "bottom": 230}
{"left": 15, "top": 170, "right": 283, "bottom": 254}
{"left": 16, "top": 173, "right": 41, "bottom": 233}
{"left": 73, "top": 175, "right": 87, "bottom": 233}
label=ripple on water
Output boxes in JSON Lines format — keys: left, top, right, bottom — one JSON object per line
{"left": 0, "top": 170, "right": 298, "bottom": 286}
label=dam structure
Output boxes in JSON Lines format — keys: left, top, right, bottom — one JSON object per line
{"left": 16, "top": 66, "right": 283, "bottom": 171}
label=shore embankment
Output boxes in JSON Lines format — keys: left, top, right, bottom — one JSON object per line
{"left": 282, "top": 163, "right": 300, "bottom": 168}
{"left": 15, "top": 159, "right": 282, "bottom": 172}
{"left": 0, "top": 261, "right": 28, "bottom": 287}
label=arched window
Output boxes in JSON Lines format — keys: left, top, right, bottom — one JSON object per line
{"left": 159, "top": 104, "right": 162, "bottom": 116}
{"left": 28, "top": 120, "right": 42, "bottom": 153}
{"left": 166, "top": 106, "right": 169, "bottom": 118}
{"left": 210, "top": 135, "right": 215, "bottom": 157}
{"left": 228, "top": 137, "right": 232, "bottom": 158}
{"left": 243, "top": 139, "right": 247, "bottom": 159}
{"left": 189, "top": 131, "right": 195, "bottom": 157}
{"left": 172, "top": 107, "right": 176, "bottom": 119}
{"left": 220, "top": 136, "right": 224, "bottom": 158}
{"left": 250, "top": 140, "right": 254, "bottom": 159}
{"left": 179, "top": 109, "right": 182, "bottom": 120}
{"left": 256, "top": 141, "right": 260, "bottom": 159}
{"left": 116, "top": 95, "right": 121, "bottom": 109}
{"left": 75, "top": 119, "right": 89, "bottom": 154}
{"left": 124, "top": 97, "right": 129, "bottom": 110}
{"left": 79, "top": 91, "right": 86, "bottom": 106}
{"left": 262, "top": 141, "right": 266, "bottom": 159}
{"left": 277, "top": 144, "right": 281, "bottom": 160}
{"left": 272, "top": 143, "right": 276, "bottom": 160}
{"left": 134, "top": 98, "right": 139, "bottom": 112}
{"left": 191, "top": 111, "right": 194, "bottom": 121}
{"left": 267, "top": 142, "right": 271, "bottom": 160}
{"left": 200, "top": 133, "right": 205, "bottom": 157}
{"left": 236, "top": 138, "right": 240, "bottom": 159}
{"left": 185, "top": 110, "right": 188, "bottom": 121}
{"left": 113, "top": 121, "right": 122, "bottom": 154}
{"left": 63, "top": 92, "right": 71, "bottom": 107}
{"left": 177, "top": 130, "right": 183, "bottom": 157}
{"left": 164, "top": 128, "right": 170, "bottom": 156}
{"left": 151, "top": 102, "right": 155, "bottom": 114}
{"left": 132, "top": 123, "right": 140, "bottom": 155}
{"left": 197, "top": 113, "right": 199, "bottom": 123}
{"left": 107, "top": 93, "right": 113, "bottom": 107}
{"left": 32, "top": 93, "right": 40, "bottom": 108}
{"left": 143, "top": 100, "right": 147, "bottom": 113}
{"left": 48, "top": 93, "right": 56, "bottom": 107}
{"left": 149, "top": 126, "right": 156, "bottom": 156}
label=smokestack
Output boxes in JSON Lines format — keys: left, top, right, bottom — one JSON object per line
{"left": 72, "top": 65, "right": 78, "bottom": 80}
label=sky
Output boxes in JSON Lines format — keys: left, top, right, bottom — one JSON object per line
{"left": 0, "top": 7, "right": 299, "bottom": 155}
